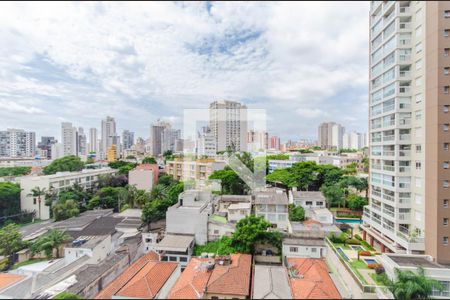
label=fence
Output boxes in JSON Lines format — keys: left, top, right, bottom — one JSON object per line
{"left": 0, "top": 210, "right": 36, "bottom": 227}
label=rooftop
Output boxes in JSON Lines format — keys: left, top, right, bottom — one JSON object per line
{"left": 133, "top": 164, "right": 157, "bottom": 171}
{"left": 218, "top": 195, "right": 252, "bottom": 203}
{"left": 66, "top": 215, "right": 123, "bottom": 239}
{"left": 253, "top": 265, "right": 292, "bottom": 299}
{"left": 0, "top": 274, "right": 25, "bottom": 292}
{"left": 95, "top": 251, "right": 178, "bottom": 299}
{"left": 254, "top": 191, "right": 288, "bottom": 205}
{"left": 387, "top": 254, "right": 446, "bottom": 269}
{"left": 168, "top": 253, "right": 252, "bottom": 299}
{"left": 155, "top": 234, "right": 194, "bottom": 252}
{"left": 291, "top": 191, "right": 326, "bottom": 201}
{"left": 287, "top": 258, "right": 341, "bottom": 299}
{"left": 228, "top": 202, "right": 252, "bottom": 210}
{"left": 283, "top": 237, "right": 326, "bottom": 247}
{"left": 66, "top": 235, "right": 108, "bottom": 249}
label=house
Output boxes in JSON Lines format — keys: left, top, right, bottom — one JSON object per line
{"left": 168, "top": 253, "right": 252, "bottom": 299}
{"left": 216, "top": 195, "right": 252, "bottom": 214}
{"left": 64, "top": 235, "right": 112, "bottom": 265}
{"left": 227, "top": 202, "right": 252, "bottom": 222}
{"left": 95, "top": 251, "right": 180, "bottom": 299}
{"left": 252, "top": 265, "right": 292, "bottom": 299}
{"left": 282, "top": 232, "right": 328, "bottom": 260}
{"left": 254, "top": 190, "right": 289, "bottom": 230}
{"left": 305, "top": 208, "right": 334, "bottom": 225}
{"left": 208, "top": 215, "right": 236, "bottom": 242}
{"left": 289, "top": 190, "right": 326, "bottom": 209}
{"left": 287, "top": 258, "right": 341, "bottom": 299}
{"left": 128, "top": 164, "right": 159, "bottom": 192}
{"left": 20, "top": 168, "right": 116, "bottom": 220}
{"left": 154, "top": 234, "right": 195, "bottom": 268}
{"left": 290, "top": 220, "right": 340, "bottom": 235}
{"left": 166, "top": 190, "right": 214, "bottom": 245}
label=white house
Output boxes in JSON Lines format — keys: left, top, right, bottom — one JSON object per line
{"left": 227, "top": 202, "right": 252, "bottom": 223}
{"left": 64, "top": 235, "right": 112, "bottom": 265}
{"left": 305, "top": 208, "right": 334, "bottom": 225}
{"left": 282, "top": 234, "right": 327, "bottom": 260}
{"left": 254, "top": 190, "right": 289, "bottom": 231}
{"left": 289, "top": 190, "right": 326, "bottom": 209}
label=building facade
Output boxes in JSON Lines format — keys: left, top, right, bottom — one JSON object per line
{"left": 101, "top": 116, "right": 117, "bottom": 160}
{"left": 121, "top": 129, "right": 134, "bottom": 151}
{"left": 61, "top": 122, "right": 78, "bottom": 157}
{"left": 363, "top": 0, "right": 450, "bottom": 264}
{"left": 0, "top": 129, "right": 36, "bottom": 158}
{"left": 318, "top": 122, "right": 345, "bottom": 150}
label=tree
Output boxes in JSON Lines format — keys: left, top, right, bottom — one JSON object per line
{"left": 362, "top": 156, "right": 369, "bottom": 173}
{"left": 0, "top": 182, "right": 21, "bottom": 218}
{"left": 346, "top": 194, "right": 368, "bottom": 211}
{"left": 0, "top": 223, "right": 24, "bottom": 267}
{"left": 52, "top": 200, "right": 80, "bottom": 221}
{"left": 43, "top": 156, "right": 84, "bottom": 175}
{"left": 163, "top": 150, "right": 174, "bottom": 162}
{"left": 321, "top": 183, "right": 345, "bottom": 208}
{"left": 231, "top": 215, "right": 272, "bottom": 254}
{"left": 87, "top": 186, "right": 126, "bottom": 211}
{"left": 142, "top": 157, "right": 157, "bottom": 164}
{"left": 97, "top": 174, "right": 128, "bottom": 188}
{"left": 344, "top": 162, "right": 358, "bottom": 175}
{"left": 194, "top": 236, "right": 237, "bottom": 256}
{"left": 53, "top": 292, "right": 83, "bottom": 299}
{"left": 28, "top": 187, "right": 47, "bottom": 219}
{"left": 150, "top": 184, "right": 168, "bottom": 200}
{"left": 31, "top": 229, "right": 71, "bottom": 259}
{"left": 0, "top": 167, "right": 31, "bottom": 177}
{"left": 126, "top": 155, "right": 136, "bottom": 160}
{"left": 386, "top": 267, "right": 443, "bottom": 300}
{"left": 288, "top": 204, "right": 305, "bottom": 221}
{"left": 209, "top": 168, "right": 249, "bottom": 195}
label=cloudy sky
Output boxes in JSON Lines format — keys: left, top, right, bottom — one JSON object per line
{"left": 0, "top": 1, "right": 369, "bottom": 142}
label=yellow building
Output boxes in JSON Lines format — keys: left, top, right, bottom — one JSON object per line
{"left": 166, "top": 158, "right": 226, "bottom": 181}
{"left": 107, "top": 145, "right": 117, "bottom": 162}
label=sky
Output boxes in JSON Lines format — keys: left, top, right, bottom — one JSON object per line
{"left": 0, "top": 1, "right": 370, "bottom": 142}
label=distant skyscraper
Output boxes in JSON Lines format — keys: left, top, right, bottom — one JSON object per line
{"left": 0, "top": 129, "right": 36, "bottom": 158}
{"left": 270, "top": 136, "right": 281, "bottom": 151}
{"left": 247, "top": 130, "right": 268, "bottom": 152}
{"left": 197, "top": 126, "right": 216, "bottom": 157}
{"left": 37, "top": 136, "right": 56, "bottom": 159}
{"left": 89, "top": 128, "right": 98, "bottom": 154}
{"left": 61, "top": 122, "right": 77, "bottom": 157}
{"left": 209, "top": 100, "right": 247, "bottom": 152}
{"left": 342, "top": 131, "right": 366, "bottom": 150}
{"left": 101, "top": 116, "right": 117, "bottom": 159}
{"left": 318, "top": 122, "right": 345, "bottom": 150}
{"left": 122, "top": 130, "right": 135, "bottom": 151}
{"left": 77, "top": 127, "right": 87, "bottom": 156}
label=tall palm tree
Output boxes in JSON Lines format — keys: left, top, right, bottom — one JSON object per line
{"left": 389, "top": 267, "right": 443, "bottom": 300}
{"left": 28, "top": 187, "right": 47, "bottom": 220}
{"left": 31, "top": 229, "right": 71, "bottom": 259}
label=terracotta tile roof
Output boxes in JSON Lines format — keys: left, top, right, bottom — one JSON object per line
{"left": 135, "top": 164, "right": 158, "bottom": 170}
{"left": 95, "top": 251, "right": 168, "bottom": 299}
{"left": 0, "top": 273, "right": 25, "bottom": 291}
{"left": 168, "top": 254, "right": 252, "bottom": 299}
{"left": 287, "top": 258, "right": 341, "bottom": 299}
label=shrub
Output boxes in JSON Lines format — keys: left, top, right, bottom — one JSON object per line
{"left": 358, "top": 250, "right": 372, "bottom": 256}
{"left": 346, "top": 238, "right": 361, "bottom": 245}
{"left": 367, "top": 263, "right": 381, "bottom": 269}
{"left": 375, "top": 265, "right": 385, "bottom": 275}
{"left": 354, "top": 234, "right": 362, "bottom": 241}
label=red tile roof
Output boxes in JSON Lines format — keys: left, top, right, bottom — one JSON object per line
{"left": 287, "top": 258, "right": 341, "bottom": 299}
{"left": 95, "top": 251, "right": 177, "bottom": 299}
{"left": 168, "top": 254, "right": 252, "bottom": 299}
{"left": 135, "top": 164, "right": 158, "bottom": 170}
{"left": 0, "top": 274, "right": 25, "bottom": 291}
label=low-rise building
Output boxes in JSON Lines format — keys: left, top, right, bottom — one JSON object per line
{"left": 305, "top": 208, "right": 334, "bottom": 225}
{"left": 282, "top": 232, "right": 328, "bottom": 260}
{"left": 287, "top": 258, "right": 341, "bottom": 299}
{"left": 254, "top": 190, "right": 289, "bottom": 231}
{"left": 20, "top": 168, "right": 116, "bottom": 220}
{"left": 154, "top": 234, "right": 195, "bottom": 269}
{"left": 95, "top": 251, "right": 180, "bottom": 299}
{"left": 166, "top": 158, "right": 226, "bottom": 182}
{"left": 216, "top": 195, "right": 252, "bottom": 214}
{"left": 227, "top": 202, "right": 252, "bottom": 223}
{"left": 64, "top": 235, "right": 112, "bottom": 265}
{"left": 289, "top": 190, "right": 326, "bottom": 209}
{"left": 128, "top": 164, "right": 158, "bottom": 192}
{"left": 252, "top": 265, "right": 292, "bottom": 299}
{"left": 168, "top": 254, "right": 252, "bottom": 299}
{"left": 208, "top": 215, "right": 235, "bottom": 242}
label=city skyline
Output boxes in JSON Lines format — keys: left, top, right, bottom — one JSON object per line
{"left": 0, "top": 2, "right": 369, "bottom": 140}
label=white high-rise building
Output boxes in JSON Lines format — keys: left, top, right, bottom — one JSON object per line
{"left": 61, "top": 122, "right": 77, "bottom": 157}
{"left": 209, "top": 100, "right": 247, "bottom": 152}
{"left": 363, "top": 1, "right": 450, "bottom": 265}
{"left": 0, "top": 129, "right": 35, "bottom": 158}
{"left": 318, "top": 122, "right": 345, "bottom": 150}
{"left": 77, "top": 127, "right": 87, "bottom": 156}
{"left": 196, "top": 126, "right": 216, "bottom": 157}
{"left": 101, "top": 116, "right": 117, "bottom": 159}
{"left": 122, "top": 130, "right": 135, "bottom": 151}
{"left": 89, "top": 128, "right": 98, "bottom": 154}
{"left": 343, "top": 131, "right": 366, "bottom": 150}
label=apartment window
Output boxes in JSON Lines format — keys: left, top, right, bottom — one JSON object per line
{"left": 445, "top": 105, "right": 450, "bottom": 113}
{"left": 416, "top": 161, "right": 422, "bottom": 170}
{"left": 416, "top": 42, "right": 423, "bottom": 53}
{"left": 445, "top": 48, "right": 450, "bottom": 57}
{"left": 416, "top": 76, "right": 423, "bottom": 87}
{"left": 415, "top": 178, "right": 422, "bottom": 188}
{"left": 445, "top": 86, "right": 450, "bottom": 94}
{"left": 415, "top": 94, "right": 422, "bottom": 104}
{"left": 169, "top": 256, "right": 177, "bottom": 262}
{"left": 444, "top": 180, "right": 449, "bottom": 188}
{"left": 179, "top": 257, "right": 187, "bottom": 262}
{"left": 415, "top": 110, "right": 422, "bottom": 120}
{"left": 445, "top": 68, "right": 450, "bottom": 76}
{"left": 416, "top": 144, "right": 422, "bottom": 153}
{"left": 311, "top": 248, "right": 317, "bottom": 253}
{"left": 416, "top": 59, "right": 423, "bottom": 70}
{"left": 444, "top": 199, "right": 449, "bottom": 208}
{"left": 444, "top": 237, "right": 449, "bottom": 245}
{"left": 33, "top": 198, "right": 36, "bottom": 205}
{"left": 444, "top": 124, "right": 450, "bottom": 132}
{"left": 445, "top": 10, "right": 450, "bottom": 18}
{"left": 444, "top": 218, "right": 449, "bottom": 226}
{"left": 445, "top": 30, "right": 450, "bottom": 38}
{"left": 445, "top": 162, "right": 450, "bottom": 169}
{"left": 445, "top": 143, "right": 450, "bottom": 151}
{"left": 290, "top": 247, "right": 298, "bottom": 253}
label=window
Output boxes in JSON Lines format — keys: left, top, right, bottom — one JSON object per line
{"left": 213, "top": 230, "right": 219, "bottom": 234}
{"left": 445, "top": 10, "right": 450, "bottom": 18}
{"left": 311, "top": 248, "right": 317, "bottom": 253}
{"left": 33, "top": 198, "right": 36, "bottom": 205}
{"left": 179, "top": 257, "right": 187, "bottom": 262}
{"left": 444, "top": 218, "right": 449, "bottom": 226}
{"left": 317, "top": 201, "right": 323, "bottom": 206}
{"left": 415, "top": 94, "right": 422, "bottom": 104}
{"left": 445, "top": 162, "right": 450, "bottom": 169}
{"left": 416, "top": 161, "right": 422, "bottom": 170}
{"left": 444, "top": 124, "right": 450, "bottom": 132}
{"left": 444, "top": 105, "right": 450, "bottom": 113}
{"left": 415, "top": 110, "right": 422, "bottom": 120}
{"left": 169, "top": 256, "right": 177, "bottom": 262}
{"left": 416, "top": 144, "right": 422, "bottom": 153}
{"left": 444, "top": 199, "right": 449, "bottom": 208}
{"left": 416, "top": 59, "right": 423, "bottom": 70}
{"left": 445, "top": 86, "right": 450, "bottom": 94}
{"left": 444, "top": 237, "right": 449, "bottom": 245}
{"left": 445, "top": 143, "right": 450, "bottom": 151}
{"left": 416, "top": 76, "right": 423, "bottom": 87}
{"left": 290, "top": 247, "right": 298, "bottom": 253}
{"left": 445, "top": 29, "right": 450, "bottom": 38}
{"left": 415, "top": 178, "right": 422, "bottom": 188}
{"left": 445, "top": 48, "right": 450, "bottom": 57}
{"left": 416, "top": 42, "right": 423, "bottom": 53}
{"left": 444, "top": 180, "right": 449, "bottom": 188}
{"left": 415, "top": 25, "right": 422, "bottom": 37}
{"left": 445, "top": 68, "right": 450, "bottom": 76}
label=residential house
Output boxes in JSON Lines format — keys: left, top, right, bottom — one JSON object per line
{"left": 254, "top": 190, "right": 289, "bottom": 230}
{"left": 227, "top": 202, "right": 251, "bottom": 223}
{"left": 252, "top": 265, "right": 292, "bottom": 299}
{"left": 153, "top": 234, "right": 195, "bottom": 269}
{"left": 64, "top": 235, "right": 112, "bottom": 265}
{"left": 168, "top": 254, "right": 252, "bottom": 299}
{"left": 282, "top": 232, "right": 328, "bottom": 260}
{"left": 289, "top": 190, "right": 326, "bottom": 209}
{"left": 305, "top": 208, "right": 334, "bottom": 225}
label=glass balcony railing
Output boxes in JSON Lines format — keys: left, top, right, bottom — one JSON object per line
{"left": 399, "top": 166, "right": 411, "bottom": 173}
{"left": 383, "top": 135, "right": 395, "bottom": 141}
{"left": 399, "top": 6, "right": 411, "bottom": 14}
{"left": 399, "top": 86, "right": 411, "bottom": 94}
{"left": 399, "top": 134, "right": 411, "bottom": 141}
{"left": 399, "top": 150, "right": 411, "bottom": 157}
{"left": 383, "top": 165, "right": 395, "bottom": 172}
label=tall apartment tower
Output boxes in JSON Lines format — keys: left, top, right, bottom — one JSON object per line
{"left": 0, "top": 129, "right": 36, "bottom": 158}
{"left": 61, "top": 122, "right": 77, "bottom": 157}
{"left": 318, "top": 122, "right": 345, "bottom": 150}
{"left": 209, "top": 100, "right": 248, "bottom": 152}
{"left": 89, "top": 128, "right": 98, "bottom": 154}
{"left": 270, "top": 136, "right": 281, "bottom": 151}
{"left": 77, "top": 127, "right": 87, "bottom": 156}
{"left": 150, "top": 120, "right": 169, "bottom": 156}
{"left": 363, "top": 1, "right": 450, "bottom": 264}
{"left": 101, "top": 116, "right": 117, "bottom": 159}
{"left": 122, "top": 130, "right": 135, "bottom": 151}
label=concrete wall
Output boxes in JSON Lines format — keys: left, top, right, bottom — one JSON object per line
{"left": 156, "top": 265, "right": 181, "bottom": 299}
{"left": 283, "top": 244, "right": 327, "bottom": 259}
{"left": 128, "top": 169, "right": 154, "bottom": 192}
{"left": 166, "top": 206, "right": 209, "bottom": 245}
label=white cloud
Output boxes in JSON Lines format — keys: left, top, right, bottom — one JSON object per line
{"left": 0, "top": 1, "right": 369, "bottom": 140}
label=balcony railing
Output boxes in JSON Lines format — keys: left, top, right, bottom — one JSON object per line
{"left": 399, "top": 86, "right": 411, "bottom": 94}
{"left": 372, "top": 190, "right": 382, "bottom": 197}
{"left": 372, "top": 164, "right": 382, "bottom": 170}
{"left": 383, "top": 209, "right": 395, "bottom": 217}
{"left": 399, "top": 6, "right": 411, "bottom": 14}
{"left": 399, "top": 150, "right": 411, "bottom": 157}
{"left": 383, "top": 194, "right": 395, "bottom": 202}
{"left": 383, "top": 165, "right": 395, "bottom": 172}
{"left": 372, "top": 204, "right": 382, "bottom": 211}
{"left": 398, "top": 213, "right": 411, "bottom": 221}
{"left": 384, "top": 120, "right": 395, "bottom": 127}
{"left": 399, "top": 54, "right": 411, "bottom": 62}
{"left": 399, "top": 22, "right": 411, "bottom": 30}
{"left": 383, "top": 151, "right": 395, "bottom": 156}
{"left": 399, "top": 166, "right": 411, "bottom": 173}
{"left": 399, "top": 183, "right": 411, "bottom": 189}
{"left": 398, "top": 38, "right": 411, "bottom": 46}
{"left": 383, "top": 135, "right": 395, "bottom": 141}
{"left": 399, "top": 70, "right": 411, "bottom": 78}
{"left": 398, "top": 118, "right": 411, "bottom": 125}
{"left": 398, "top": 197, "right": 411, "bottom": 205}
{"left": 399, "top": 134, "right": 411, "bottom": 141}
{"left": 383, "top": 223, "right": 394, "bottom": 232}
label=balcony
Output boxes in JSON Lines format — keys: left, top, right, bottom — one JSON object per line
{"left": 372, "top": 190, "right": 382, "bottom": 198}
{"left": 372, "top": 164, "right": 382, "bottom": 170}
{"left": 383, "top": 209, "right": 395, "bottom": 218}
{"left": 383, "top": 223, "right": 394, "bottom": 232}
{"left": 383, "top": 120, "right": 395, "bottom": 127}
{"left": 398, "top": 6, "right": 411, "bottom": 14}
{"left": 399, "top": 70, "right": 411, "bottom": 79}
{"left": 398, "top": 197, "right": 411, "bottom": 206}
{"left": 383, "top": 151, "right": 395, "bottom": 157}
{"left": 398, "top": 182, "right": 410, "bottom": 189}
{"left": 398, "top": 38, "right": 411, "bottom": 46}
{"left": 398, "top": 150, "right": 411, "bottom": 157}
{"left": 398, "top": 118, "right": 411, "bottom": 126}
{"left": 372, "top": 137, "right": 382, "bottom": 143}
{"left": 399, "top": 134, "right": 411, "bottom": 141}
{"left": 399, "top": 86, "right": 411, "bottom": 94}
{"left": 398, "top": 213, "right": 411, "bottom": 221}
{"left": 383, "top": 193, "right": 395, "bottom": 202}
{"left": 383, "top": 135, "right": 395, "bottom": 142}
{"left": 399, "top": 166, "right": 411, "bottom": 173}
{"left": 372, "top": 204, "right": 382, "bottom": 211}
{"left": 398, "top": 54, "right": 411, "bottom": 63}
{"left": 399, "top": 22, "right": 411, "bottom": 30}
{"left": 383, "top": 165, "right": 395, "bottom": 172}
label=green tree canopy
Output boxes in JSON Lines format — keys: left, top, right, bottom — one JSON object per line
{"left": 87, "top": 186, "right": 126, "bottom": 211}
{"left": 53, "top": 292, "right": 83, "bottom": 299}
{"left": 0, "top": 182, "right": 21, "bottom": 217}
{"left": 288, "top": 204, "right": 305, "bottom": 221}
{"left": 231, "top": 215, "right": 273, "bottom": 254}
{"left": 31, "top": 229, "right": 71, "bottom": 259}
{"left": 43, "top": 156, "right": 84, "bottom": 175}
{"left": 142, "top": 157, "right": 157, "bottom": 164}
{"left": 0, "top": 167, "right": 31, "bottom": 177}
{"left": 346, "top": 194, "right": 368, "bottom": 210}
{"left": 0, "top": 223, "right": 24, "bottom": 267}
{"left": 52, "top": 200, "right": 80, "bottom": 221}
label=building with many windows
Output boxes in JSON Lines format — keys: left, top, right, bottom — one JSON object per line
{"left": 363, "top": 0, "right": 450, "bottom": 264}
{"left": 0, "top": 129, "right": 36, "bottom": 158}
